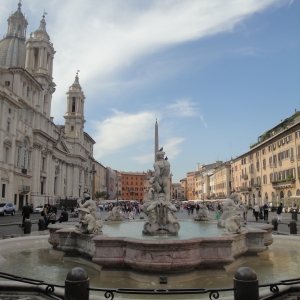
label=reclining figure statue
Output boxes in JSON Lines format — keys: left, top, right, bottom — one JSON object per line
{"left": 75, "top": 192, "right": 103, "bottom": 234}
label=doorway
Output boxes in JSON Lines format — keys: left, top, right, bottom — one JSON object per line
{"left": 19, "top": 195, "right": 24, "bottom": 210}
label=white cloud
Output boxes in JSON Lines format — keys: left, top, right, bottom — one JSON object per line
{"left": 234, "top": 47, "right": 264, "bottom": 56}
{"left": 93, "top": 110, "right": 158, "bottom": 159}
{"left": 163, "top": 137, "right": 185, "bottom": 158}
{"left": 2, "top": 0, "right": 289, "bottom": 122}
{"left": 133, "top": 153, "right": 154, "bottom": 165}
{"left": 167, "top": 99, "right": 199, "bottom": 117}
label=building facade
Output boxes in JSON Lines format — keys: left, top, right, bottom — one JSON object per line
{"left": 0, "top": 3, "right": 95, "bottom": 209}
{"left": 120, "top": 171, "right": 146, "bottom": 202}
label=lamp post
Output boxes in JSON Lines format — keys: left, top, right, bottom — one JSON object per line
{"left": 116, "top": 177, "right": 121, "bottom": 205}
{"left": 89, "top": 166, "right": 96, "bottom": 200}
{"left": 202, "top": 182, "right": 204, "bottom": 204}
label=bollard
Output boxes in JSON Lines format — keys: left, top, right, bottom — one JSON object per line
{"left": 24, "top": 219, "right": 32, "bottom": 234}
{"left": 291, "top": 209, "right": 298, "bottom": 221}
{"left": 65, "top": 267, "right": 89, "bottom": 300}
{"left": 234, "top": 267, "right": 259, "bottom": 300}
{"left": 289, "top": 220, "right": 297, "bottom": 234}
{"left": 271, "top": 218, "right": 278, "bottom": 231}
{"left": 38, "top": 218, "right": 45, "bottom": 231}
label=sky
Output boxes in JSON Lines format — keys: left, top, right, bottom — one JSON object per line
{"left": 1, "top": 0, "right": 299, "bottom": 182}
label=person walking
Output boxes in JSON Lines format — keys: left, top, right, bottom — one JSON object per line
{"left": 263, "top": 203, "right": 269, "bottom": 221}
{"left": 277, "top": 203, "right": 283, "bottom": 222}
{"left": 21, "top": 202, "right": 32, "bottom": 227}
{"left": 253, "top": 203, "right": 260, "bottom": 221}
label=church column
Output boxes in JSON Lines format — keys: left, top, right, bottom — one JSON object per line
{"left": 43, "top": 49, "right": 48, "bottom": 70}
{"left": 73, "top": 165, "right": 79, "bottom": 197}
{"left": 31, "top": 143, "right": 42, "bottom": 194}
{"left": 39, "top": 47, "right": 44, "bottom": 69}
{"left": 49, "top": 56, "right": 54, "bottom": 77}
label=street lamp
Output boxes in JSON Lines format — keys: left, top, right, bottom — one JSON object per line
{"left": 116, "top": 177, "right": 121, "bottom": 204}
{"left": 202, "top": 182, "right": 204, "bottom": 204}
{"left": 90, "top": 166, "right": 97, "bottom": 199}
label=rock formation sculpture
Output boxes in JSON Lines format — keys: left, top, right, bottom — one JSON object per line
{"left": 105, "top": 206, "right": 123, "bottom": 221}
{"left": 75, "top": 192, "right": 103, "bottom": 234}
{"left": 193, "top": 204, "right": 213, "bottom": 221}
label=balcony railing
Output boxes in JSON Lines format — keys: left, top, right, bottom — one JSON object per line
{"left": 240, "top": 187, "right": 252, "bottom": 192}
{"left": 272, "top": 178, "right": 296, "bottom": 189}
{"left": 242, "top": 174, "right": 248, "bottom": 180}
{"left": 18, "top": 185, "right": 30, "bottom": 194}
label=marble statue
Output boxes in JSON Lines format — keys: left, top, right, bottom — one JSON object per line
{"left": 143, "top": 193, "right": 180, "bottom": 235}
{"left": 75, "top": 192, "right": 103, "bottom": 234}
{"left": 142, "top": 148, "right": 180, "bottom": 235}
{"left": 224, "top": 213, "right": 245, "bottom": 234}
{"left": 149, "top": 148, "right": 170, "bottom": 201}
{"left": 193, "top": 204, "right": 213, "bottom": 221}
{"left": 105, "top": 206, "right": 123, "bottom": 221}
{"left": 217, "top": 193, "right": 243, "bottom": 228}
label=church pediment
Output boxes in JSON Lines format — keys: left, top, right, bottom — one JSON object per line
{"left": 54, "top": 140, "right": 69, "bottom": 153}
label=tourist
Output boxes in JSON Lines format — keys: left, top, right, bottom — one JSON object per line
{"left": 253, "top": 203, "right": 260, "bottom": 221}
{"left": 21, "top": 202, "right": 32, "bottom": 227}
{"left": 263, "top": 203, "right": 269, "bottom": 221}
{"left": 46, "top": 206, "right": 57, "bottom": 227}
{"left": 277, "top": 203, "right": 283, "bottom": 222}
{"left": 187, "top": 203, "right": 191, "bottom": 215}
{"left": 58, "top": 208, "right": 69, "bottom": 223}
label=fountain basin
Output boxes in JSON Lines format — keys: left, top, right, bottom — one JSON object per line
{"left": 48, "top": 221, "right": 273, "bottom": 273}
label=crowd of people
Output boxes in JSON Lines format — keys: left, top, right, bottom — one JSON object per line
{"left": 27, "top": 198, "right": 298, "bottom": 228}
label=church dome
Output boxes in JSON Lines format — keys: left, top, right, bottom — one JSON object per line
{"left": 0, "top": 37, "right": 26, "bottom": 67}
{"left": 0, "top": 1, "right": 27, "bottom": 68}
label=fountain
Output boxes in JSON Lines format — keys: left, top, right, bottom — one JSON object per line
{"left": 47, "top": 147, "right": 273, "bottom": 273}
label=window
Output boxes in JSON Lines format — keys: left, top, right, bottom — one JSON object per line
{"left": 16, "top": 147, "right": 21, "bottom": 166}
{"left": 72, "top": 97, "right": 76, "bottom": 112}
{"left": 71, "top": 126, "right": 74, "bottom": 131}
{"left": 6, "top": 121, "right": 10, "bottom": 132}
{"left": 1, "top": 184, "right": 5, "bottom": 198}
{"left": 41, "top": 181, "right": 44, "bottom": 195}
{"left": 4, "top": 147, "right": 9, "bottom": 163}
{"left": 296, "top": 131, "right": 300, "bottom": 139}
{"left": 5, "top": 81, "right": 10, "bottom": 87}
{"left": 262, "top": 148, "right": 265, "bottom": 155}
{"left": 263, "top": 175, "right": 267, "bottom": 185}
{"left": 21, "top": 140, "right": 27, "bottom": 168}
{"left": 42, "top": 157, "right": 46, "bottom": 171}
{"left": 14, "top": 194, "right": 17, "bottom": 205}
{"left": 27, "top": 87, "right": 30, "bottom": 97}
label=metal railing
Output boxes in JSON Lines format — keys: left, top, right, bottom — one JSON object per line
{"left": 1, "top": 270, "right": 300, "bottom": 300}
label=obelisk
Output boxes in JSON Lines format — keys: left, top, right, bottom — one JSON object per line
{"left": 155, "top": 119, "right": 158, "bottom": 162}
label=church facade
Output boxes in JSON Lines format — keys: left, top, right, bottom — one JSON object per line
{"left": 0, "top": 3, "right": 95, "bottom": 209}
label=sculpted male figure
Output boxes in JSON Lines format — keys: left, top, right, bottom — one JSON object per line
{"left": 149, "top": 149, "right": 170, "bottom": 201}
{"left": 143, "top": 193, "right": 179, "bottom": 235}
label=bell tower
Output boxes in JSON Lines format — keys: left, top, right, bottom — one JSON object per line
{"left": 64, "top": 71, "right": 86, "bottom": 143}
{"left": 25, "top": 13, "right": 56, "bottom": 118}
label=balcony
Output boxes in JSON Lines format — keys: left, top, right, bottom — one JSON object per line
{"left": 253, "top": 184, "right": 261, "bottom": 190}
{"left": 242, "top": 174, "right": 248, "bottom": 180}
{"left": 18, "top": 185, "right": 30, "bottom": 194}
{"left": 272, "top": 178, "right": 296, "bottom": 189}
{"left": 240, "top": 187, "right": 252, "bottom": 193}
